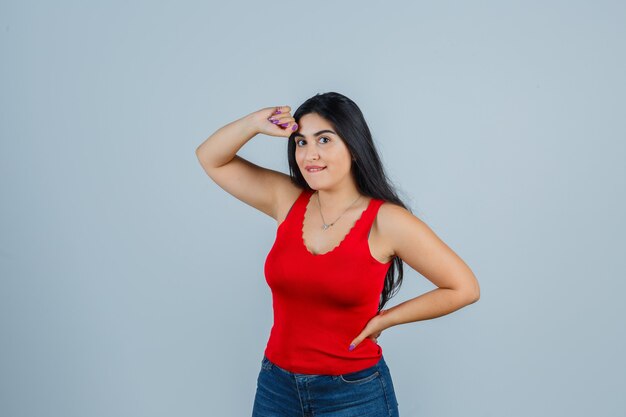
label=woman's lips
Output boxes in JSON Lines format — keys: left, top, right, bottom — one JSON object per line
{"left": 306, "top": 167, "right": 326, "bottom": 173}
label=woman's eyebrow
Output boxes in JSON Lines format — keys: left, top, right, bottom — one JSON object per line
{"left": 293, "top": 129, "right": 337, "bottom": 138}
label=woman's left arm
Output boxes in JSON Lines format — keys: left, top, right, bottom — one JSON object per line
{"left": 378, "top": 203, "right": 480, "bottom": 330}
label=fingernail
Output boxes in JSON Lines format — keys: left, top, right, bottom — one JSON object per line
{"left": 348, "top": 344, "right": 355, "bottom": 351}
{"left": 271, "top": 119, "right": 280, "bottom": 124}
{"left": 291, "top": 124, "right": 298, "bottom": 131}
{"left": 275, "top": 109, "right": 282, "bottom": 114}
{"left": 280, "top": 123, "right": 288, "bottom": 127}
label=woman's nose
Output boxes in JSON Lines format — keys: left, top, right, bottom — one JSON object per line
{"left": 305, "top": 148, "right": 319, "bottom": 160}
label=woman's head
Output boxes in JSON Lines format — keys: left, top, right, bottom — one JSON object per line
{"left": 286, "top": 91, "right": 412, "bottom": 311}
{"left": 290, "top": 112, "right": 355, "bottom": 192}
{"left": 287, "top": 92, "right": 381, "bottom": 194}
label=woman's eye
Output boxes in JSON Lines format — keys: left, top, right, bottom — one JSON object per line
{"left": 296, "top": 137, "right": 330, "bottom": 147}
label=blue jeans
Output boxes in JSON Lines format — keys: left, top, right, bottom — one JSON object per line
{"left": 252, "top": 354, "right": 400, "bottom": 417}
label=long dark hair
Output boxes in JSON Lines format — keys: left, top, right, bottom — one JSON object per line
{"left": 286, "top": 91, "right": 412, "bottom": 312}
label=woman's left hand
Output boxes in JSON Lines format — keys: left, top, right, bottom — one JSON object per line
{"left": 348, "top": 309, "right": 391, "bottom": 351}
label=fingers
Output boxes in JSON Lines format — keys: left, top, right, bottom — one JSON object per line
{"left": 267, "top": 106, "right": 298, "bottom": 132}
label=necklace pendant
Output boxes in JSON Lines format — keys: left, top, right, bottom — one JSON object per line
{"left": 322, "top": 224, "right": 330, "bottom": 230}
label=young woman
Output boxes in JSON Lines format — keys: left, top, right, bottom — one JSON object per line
{"left": 196, "top": 92, "right": 480, "bottom": 417}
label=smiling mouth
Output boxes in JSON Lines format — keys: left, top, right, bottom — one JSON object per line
{"left": 306, "top": 167, "right": 326, "bottom": 173}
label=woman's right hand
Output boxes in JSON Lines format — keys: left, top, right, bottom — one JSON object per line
{"left": 245, "top": 106, "right": 298, "bottom": 138}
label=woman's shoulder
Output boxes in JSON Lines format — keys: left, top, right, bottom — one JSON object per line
{"left": 375, "top": 200, "right": 420, "bottom": 233}
{"left": 274, "top": 185, "right": 309, "bottom": 226}
{"left": 377, "top": 199, "right": 409, "bottom": 214}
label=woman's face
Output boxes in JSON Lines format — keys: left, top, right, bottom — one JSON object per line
{"left": 293, "top": 113, "right": 354, "bottom": 190}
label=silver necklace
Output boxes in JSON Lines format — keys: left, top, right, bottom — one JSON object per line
{"left": 316, "top": 191, "right": 363, "bottom": 231}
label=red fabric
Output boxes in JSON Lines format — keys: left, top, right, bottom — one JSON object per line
{"left": 263, "top": 188, "right": 392, "bottom": 375}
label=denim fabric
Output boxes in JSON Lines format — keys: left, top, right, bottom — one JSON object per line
{"left": 252, "top": 354, "right": 400, "bottom": 417}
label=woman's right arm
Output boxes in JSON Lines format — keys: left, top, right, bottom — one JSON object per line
{"left": 195, "top": 106, "right": 300, "bottom": 221}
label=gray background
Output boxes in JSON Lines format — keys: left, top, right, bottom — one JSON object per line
{"left": 2, "top": 1, "right": 625, "bottom": 416}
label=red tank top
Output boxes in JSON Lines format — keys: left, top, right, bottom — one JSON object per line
{"left": 263, "top": 188, "right": 392, "bottom": 375}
